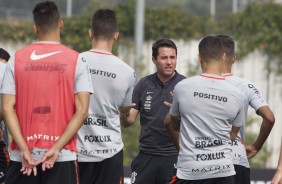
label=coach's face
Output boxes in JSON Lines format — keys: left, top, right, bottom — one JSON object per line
{"left": 153, "top": 47, "right": 177, "bottom": 78}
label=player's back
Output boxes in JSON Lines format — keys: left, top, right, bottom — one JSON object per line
{"left": 77, "top": 49, "right": 135, "bottom": 162}
{"left": 11, "top": 42, "right": 79, "bottom": 151}
{"left": 224, "top": 73, "right": 267, "bottom": 168}
{"left": 172, "top": 73, "right": 245, "bottom": 180}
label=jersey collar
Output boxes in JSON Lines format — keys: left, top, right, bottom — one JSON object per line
{"left": 199, "top": 73, "right": 225, "bottom": 80}
{"left": 89, "top": 49, "right": 113, "bottom": 55}
{"left": 222, "top": 73, "right": 233, "bottom": 77}
{"left": 32, "top": 41, "right": 61, "bottom": 45}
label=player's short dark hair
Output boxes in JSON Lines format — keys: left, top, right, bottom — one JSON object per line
{"left": 32, "top": 1, "right": 60, "bottom": 33}
{"left": 216, "top": 35, "right": 235, "bottom": 60}
{"left": 198, "top": 36, "right": 224, "bottom": 62}
{"left": 0, "top": 48, "right": 10, "bottom": 61}
{"left": 152, "top": 38, "right": 177, "bottom": 59}
{"left": 92, "top": 9, "right": 117, "bottom": 40}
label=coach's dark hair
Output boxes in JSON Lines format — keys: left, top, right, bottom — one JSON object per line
{"left": 216, "top": 35, "right": 235, "bottom": 60}
{"left": 198, "top": 36, "right": 224, "bottom": 62}
{"left": 32, "top": 1, "right": 60, "bottom": 33}
{"left": 0, "top": 48, "right": 10, "bottom": 61}
{"left": 92, "top": 9, "right": 117, "bottom": 40}
{"left": 152, "top": 38, "right": 177, "bottom": 59}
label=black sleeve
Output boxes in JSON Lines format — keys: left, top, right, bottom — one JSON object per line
{"left": 132, "top": 78, "right": 143, "bottom": 111}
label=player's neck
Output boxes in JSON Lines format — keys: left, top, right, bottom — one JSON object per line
{"left": 222, "top": 64, "right": 232, "bottom": 74}
{"left": 202, "top": 63, "right": 222, "bottom": 76}
{"left": 92, "top": 40, "right": 113, "bottom": 53}
{"left": 37, "top": 32, "right": 60, "bottom": 42}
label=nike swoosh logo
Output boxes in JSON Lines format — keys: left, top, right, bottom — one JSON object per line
{"left": 30, "top": 50, "right": 62, "bottom": 60}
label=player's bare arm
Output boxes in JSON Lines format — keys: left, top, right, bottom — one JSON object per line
{"left": 38, "top": 92, "right": 90, "bottom": 170}
{"left": 246, "top": 106, "right": 275, "bottom": 159}
{"left": 230, "top": 126, "right": 240, "bottom": 141}
{"left": 170, "top": 115, "right": 180, "bottom": 132}
{"left": 2, "top": 94, "right": 37, "bottom": 176}
{"left": 164, "top": 113, "right": 179, "bottom": 151}
{"left": 120, "top": 105, "right": 138, "bottom": 127}
{"left": 272, "top": 141, "right": 282, "bottom": 184}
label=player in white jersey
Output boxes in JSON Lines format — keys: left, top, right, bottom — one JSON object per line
{"left": 77, "top": 9, "right": 135, "bottom": 184}
{"left": 169, "top": 36, "right": 245, "bottom": 184}
{"left": 217, "top": 35, "right": 275, "bottom": 184}
{"left": 0, "top": 48, "right": 10, "bottom": 183}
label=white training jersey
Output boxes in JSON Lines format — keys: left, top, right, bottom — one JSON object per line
{"left": 77, "top": 49, "right": 135, "bottom": 162}
{"left": 170, "top": 73, "right": 245, "bottom": 180}
{"left": 0, "top": 62, "right": 6, "bottom": 109}
{"left": 223, "top": 73, "right": 268, "bottom": 168}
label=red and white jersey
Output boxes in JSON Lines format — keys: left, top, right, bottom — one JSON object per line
{"left": 170, "top": 73, "right": 245, "bottom": 180}
{"left": 77, "top": 49, "right": 135, "bottom": 162}
{"left": 1, "top": 41, "right": 93, "bottom": 161}
{"left": 223, "top": 73, "right": 268, "bottom": 168}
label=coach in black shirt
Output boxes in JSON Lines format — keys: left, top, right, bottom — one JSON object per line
{"left": 121, "top": 38, "right": 185, "bottom": 184}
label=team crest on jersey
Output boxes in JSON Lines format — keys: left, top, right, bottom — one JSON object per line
{"left": 144, "top": 95, "right": 152, "bottom": 112}
{"left": 131, "top": 171, "right": 137, "bottom": 183}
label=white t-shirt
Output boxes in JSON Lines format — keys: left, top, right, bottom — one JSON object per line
{"left": 170, "top": 73, "right": 245, "bottom": 180}
{"left": 1, "top": 41, "right": 94, "bottom": 162}
{"left": 223, "top": 73, "right": 268, "bottom": 168}
{"left": 77, "top": 49, "right": 135, "bottom": 162}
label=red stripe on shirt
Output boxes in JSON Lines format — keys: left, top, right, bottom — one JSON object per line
{"left": 200, "top": 74, "right": 225, "bottom": 80}
{"left": 89, "top": 50, "right": 113, "bottom": 55}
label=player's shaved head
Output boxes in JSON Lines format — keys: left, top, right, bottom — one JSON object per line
{"left": 33, "top": 1, "right": 61, "bottom": 33}
{"left": 198, "top": 36, "right": 224, "bottom": 62}
{"left": 216, "top": 35, "right": 235, "bottom": 61}
{"left": 92, "top": 9, "right": 117, "bottom": 40}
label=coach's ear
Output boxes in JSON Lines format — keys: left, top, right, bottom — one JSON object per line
{"left": 89, "top": 29, "right": 93, "bottom": 40}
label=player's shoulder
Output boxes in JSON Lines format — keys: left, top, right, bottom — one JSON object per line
{"left": 59, "top": 44, "right": 78, "bottom": 53}
{"left": 174, "top": 75, "right": 198, "bottom": 89}
{"left": 225, "top": 75, "right": 249, "bottom": 86}
{"left": 226, "top": 75, "right": 261, "bottom": 94}
{"left": 223, "top": 80, "right": 245, "bottom": 99}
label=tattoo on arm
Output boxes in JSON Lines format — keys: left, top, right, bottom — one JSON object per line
{"left": 171, "top": 116, "right": 181, "bottom": 131}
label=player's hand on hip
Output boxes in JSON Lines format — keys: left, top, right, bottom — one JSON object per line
{"left": 36, "top": 147, "right": 60, "bottom": 171}
{"left": 271, "top": 170, "right": 282, "bottom": 184}
{"left": 245, "top": 144, "right": 259, "bottom": 159}
{"left": 20, "top": 150, "right": 37, "bottom": 176}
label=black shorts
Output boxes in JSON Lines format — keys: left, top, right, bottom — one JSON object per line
{"left": 0, "top": 141, "right": 9, "bottom": 183}
{"left": 78, "top": 149, "right": 123, "bottom": 184}
{"left": 233, "top": 164, "right": 250, "bottom": 184}
{"left": 169, "top": 176, "right": 235, "bottom": 184}
{"left": 131, "top": 151, "right": 177, "bottom": 184}
{"left": 5, "top": 160, "right": 79, "bottom": 184}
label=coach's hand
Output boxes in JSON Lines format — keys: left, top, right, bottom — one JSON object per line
{"left": 245, "top": 144, "right": 259, "bottom": 159}
{"left": 164, "top": 91, "right": 174, "bottom": 108}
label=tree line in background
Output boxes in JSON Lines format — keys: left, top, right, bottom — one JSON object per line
{"left": 1, "top": 0, "right": 282, "bottom": 167}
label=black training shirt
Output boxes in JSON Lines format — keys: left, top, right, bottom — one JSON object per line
{"left": 132, "top": 71, "right": 186, "bottom": 156}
